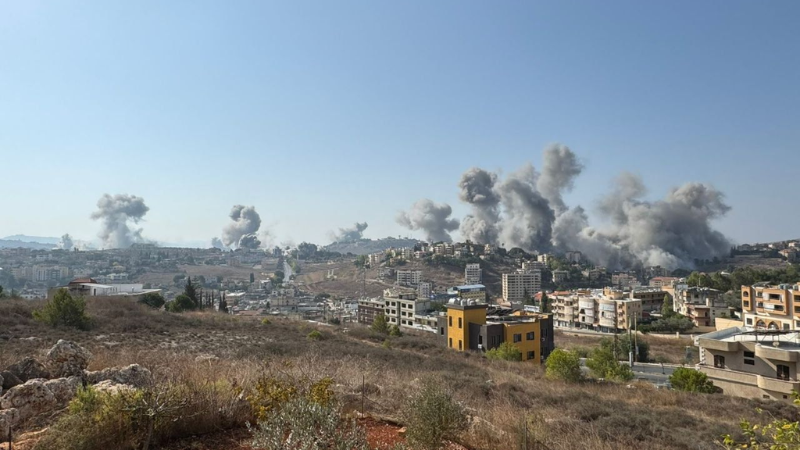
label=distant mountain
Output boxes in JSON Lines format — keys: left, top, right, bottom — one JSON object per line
{"left": 3, "top": 235, "right": 61, "bottom": 245}
{"left": 323, "top": 237, "right": 421, "bottom": 255}
{"left": 0, "top": 239, "right": 56, "bottom": 250}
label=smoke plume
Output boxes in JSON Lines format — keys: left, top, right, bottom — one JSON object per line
{"left": 59, "top": 234, "right": 74, "bottom": 250}
{"left": 90, "top": 194, "right": 150, "bottom": 249}
{"left": 448, "top": 144, "right": 729, "bottom": 269}
{"left": 211, "top": 237, "right": 226, "bottom": 250}
{"left": 222, "top": 205, "right": 262, "bottom": 249}
{"left": 397, "top": 199, "right": 460, "bottom": 243}
{"left": 330, "top": 222, "right": 368, "bottom": 243}
{"left": 238, "top": 233, "right": 262, "bottom": 250}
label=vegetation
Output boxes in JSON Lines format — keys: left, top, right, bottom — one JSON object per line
{"left": 371, "top": 313, "right": 390, "bottom": 334}
{"left": 389, "top": 324, "right": 403, "bottom": 337}
{"left": 138, "top": 292, "right": 165, "bottom": 309}
{"left": 586, "top": 345, "right": 634, "bottom": 382}
{"left": 544, "top": 349, "right": 583, "bottom": 382}
{"left": 307, "top": 330, "right": 324, "bottom": 341}
{"left": 247, "top": 374, "right": 335, "bottom": 421}
{"left": 722, "top": 392, "right": 800, "bottom": 449}
{"left": 401, "top": 380, "right": 468, "bottom": 450}
{"left": 166, "top": 294, "right": 195, "bottom": 313}
{"left": 669, "top": 367, "right": 716, "bottom": 393}
{"left": 33, "top": 288, "right": 91, "bottom": 330}
{"left": 640, "top": 315, "right": 695, "bottom": 334}
{"left": 485, "top": 342, "right": 522, "bottom": 361}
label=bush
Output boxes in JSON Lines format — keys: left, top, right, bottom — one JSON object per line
{"left": 669, "top": 367, "right": 716, "bottom": 393}
{"left": 307, "top": 330, "right": 323, "bottom": 341}
{"left": 545, "top": 349, "right": 583, "bottom": 382}
{"left": 166, "top": 294, "right": 195, "bottom": 313}
{"left": 261, "top": 318, "right": 271, "bottom": 325}
{"left": 33, "top": 288, "right": 90, "bottom": 330}
{"left": 485, "top": 342, "right": 522, "bottom": 362}
{"left": 401, "top": 380, "right": 468, "bottom": 450}
{"left": 371, "top": 314, "right": 389, "bottom": 334}
{"left": 640, "top": 316, "right": 694, "bottom": 334}
{"left": 247, "top": 374, "right": 335, "bottom": 421}
{"left": 389, "top": 324, "right": 403, "bottom": 337}
{"left": 586, "top": 346, "right": 634, "bottom": 382}
{"left": 138, "top": 292, "right": 165, "bottom": 309}
{"left": 249, "top": 397, "right": 369, "bottom": 450}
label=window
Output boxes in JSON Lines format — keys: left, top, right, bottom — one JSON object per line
{"left": 440, "top": 327, "right": 444, "bottom": 335}
{"left": 527, "top": 351, "right": 535, "bottom": 360}
{"left": 449, "top": 316, "right": 452, "bottom": 326}
{"left": 526, "top": 332, "right": 535, "bottom": 340}
{"left": 458, "top": 317, "right": 462, "bottom": 329}
{"left": 746, "top": 318, "right": 753, "bottom": 325}
{"left": 478, "top": 335, "right": 483, "bottom": 345}
{"left": 513, "top": 334, "right": 522, "bottom": 343}
{"left": 784, "top": 323, "right": 791, "bottom": 331}
{"left": 744, "top": 351, "right": 755, "bottom": 365}
{"left": 743, "top": 301, "right": 750, "bottom": 308}
{"left": 778, "top": 364, "right": 790, "bottom": 381}
{"left": 794, "top": 305, "right": 800, "bottom": 314}
{"left": 714, "top": 355, "right": 725, "bottom": 368}
{"left": 743, "top": 291, "right": 750, "bottom": 297}
{"left": 458, "top": 340, "right": 462, "bottom": 350}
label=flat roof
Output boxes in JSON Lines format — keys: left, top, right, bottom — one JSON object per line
{"left": 450, "top": 284, "right": 486, "bottom": 290}
{"left": 698, "top": 327, "right": 800, "bottom": 352}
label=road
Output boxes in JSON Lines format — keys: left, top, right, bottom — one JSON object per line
{"left": 579, "top": 358, "right": 678, "bottom": 386}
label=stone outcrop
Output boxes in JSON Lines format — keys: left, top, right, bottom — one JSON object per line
{"left": 45, "top": 340, "right": 92, "bottom": 378}
{"left": 92, "top": 380, "right": 135, "bottom": 395}
{"left": 84, "top": 364, "right": 152, "bottom": 388}
{"left": 0, "top": 379, "right": 57, "bottom": 422}
{"left": 6, "top": 358, "right": 51, "bottom": 382}
{"left": 44, "top": 376, "right": 83, "bottom": 404}
{"left": 0, "top": 408, "right": 19, "bottom": 439}
{"left": 1, "top": 370, "right": 23, "bottom": 391}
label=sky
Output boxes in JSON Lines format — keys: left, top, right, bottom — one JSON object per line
{"left": 1, "top": 1, "right": 798, "bottom": 248}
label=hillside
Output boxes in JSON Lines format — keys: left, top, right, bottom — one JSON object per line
{"left": 323, "top": 237, "right": 421, "bottom": 256}
{"left": 1, "top": 298, "right": 796, "bottom": 450}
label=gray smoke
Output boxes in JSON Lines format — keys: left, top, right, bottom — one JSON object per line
{"left": 238, "top": 233, "right": 262, "bottom": 250}
{"left": 211, "top": 237, "right": 226, "bottom": 250}
{"left": 458, "top": 168, "right": 501, "bottom": 244}
{"left": 330, "top": 222, "right": 368, "bottom": 243}
{"left": 222, "top": 205, "right": 262, "bottom": 249}
{"left": 59, "top": 233, "right": 74, "bottom": 250}
{"left": 397, "top": 199, "right": 460, "bottom": 243}
{"left": 451, "top": 144, "right": 731, "bottom": 269}
{"left": 90, "top": 194, "right": 150, "bottom": 249}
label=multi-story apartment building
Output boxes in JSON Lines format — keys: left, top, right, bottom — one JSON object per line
{"left": 417, "top": 281, "right": 432, "bottom": 299}
{"left": 611, "top": 272, "right": 640, "bottom": 288}
{"left": 396, "top": 269, "right": 422, "bottom": 287}
{"left": 33, "top": 265, "right": 70, "bottom": 282}
{"left": 649, "top": 276, "right": 680, "bottom": 289}
{"left": 447, "top": 284, "right": 487, "bottom": 302}
{"left": 464, "top": 263, "right": 482, "bottom": 285}
{"left": 696, "top": 326, "right": 800, "bottom": 402}
{"left": 357, "top": 298, "right": 385, "bottom": 325}
{"left": 537, "top": 254, "right": 552, "bottom": 264}
{"left": 502, "top": 270, "right": 541, "bottom": 303}
{"left": 552, "top": 270, "right": 569, "bottom": 284}
{"left": 741, "top": 283, "right": 800, "bottom": 331}
{"left": 551, "top": 288, "right": 643, "bottom": 332}
{"left": 565, "top": 251, "right": 582, "bottom": 263}
{"left": 382, "top": 287, "right": 432, "bottom": 329}
{"left": 630, "top": 287, "right": 669, "bottom": 316}
{"left": 675, "top": 287, "right": 728, "bottom": 327}
{"left": 522, "top": 261, "right": 547, "bottom": 272}
{"left": 439, "top": 299, "right": 554, "bottom": 363}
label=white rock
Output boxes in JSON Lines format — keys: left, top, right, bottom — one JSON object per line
{"left": 46, "top": 340, "right": 92, "bottom": 378}
{"left": 0, "top": 379, "right": 57, "bottom": 421}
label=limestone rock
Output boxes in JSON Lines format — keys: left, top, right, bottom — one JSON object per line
{"left": 85, "top": 364, "right": 152, "bottom": 388}
{"left": 0, "top": 379, "right": 57, "bottom": 421}
{"left": 0, "top": 408, "right": 20, "bottom": 439}
{"left": 6, "top": 357, "right": 51, "bottom": 382}
{"left": 44, "top": 376, "right": 83, "bottom": 404}
{"left": 1, "top": 370, "right": 23, "bottom": 391}
{"left": 45, "top": 340, "right": 92, "bottom": 378}
{"left": 92, "top": 380, "right": 135, "bottom": 395}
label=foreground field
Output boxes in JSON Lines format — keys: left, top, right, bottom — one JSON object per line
{"left": 1, "top": 298, "right": 797, "bottom": 450}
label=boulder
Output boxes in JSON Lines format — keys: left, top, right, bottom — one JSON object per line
{"left": 0, "top": 408, "right": 20, "bottom": 440}
{"left": 46, "top": 340, "right": 92, "bottom": 378}
{"left": 1, "top": 370, "right": 23, "bottom": 391}
{"left": 0, "top": 379, "right": 57, "bottom": 422}
{"left": 85, "top": 364, "right": 152, "bottom": 388}
{"left": 92, "top": 380, "right": 135, "bottom": 395}
{"left": 6, "top": 357, "right": 51, "bottom": 382}
{"left": 44, "top": 376, "right": 83, "bottom": 404}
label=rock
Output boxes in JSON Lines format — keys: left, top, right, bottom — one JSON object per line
{"left": 6, "top": 357, "right": 51, "bottom": 382}
{"left": 195, "top": 354, "right": 219, "bottom": 363}
{"left": 0, "top": 408, "right": 20, "bottom": 439}
{"left": 44, "top": 376, "right": 83, "bottom": 404}
{"left": 0, "top": 379, "right": 57, "bottom": 422}
{"left": 85, "top": 364, "right": 152, "bottom": 388}
{"left": 0, "top": 372, "right": 3, "bottom": 396}
{"left": 92, "top": 380, "right": 135, "bottom": 395}
{"left": 1, "top": 370, "right": 23, "bottom": 391}
{"left": 46, "top": 340, "right": 92, "bottom": 378}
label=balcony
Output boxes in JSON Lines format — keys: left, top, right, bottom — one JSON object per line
{"left": 755, "top": 345, "right": 800, "bottom": 362}
{"left": 757, "top": 375, "right": 800, "bottom": 394}
{"left": 697, "top": 337, "right": 739, "bottom": 352}
{"left": 699, "top": 365, "right": 758, "bottom": 385}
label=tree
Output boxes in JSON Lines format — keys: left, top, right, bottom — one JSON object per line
{"left": 271, "top": 271, "right": 285, "bottom": 287}
{"left": 33, "top": 288, "right": 91, "bottom": 330}
{"left": 586, "top": 345, "right": 634, "bottom": 382}
{"left": 389, "top": 324, "right": 403, "bottom": 337}
{"left": 183, "top": 277, "right": 199, "bottom": 308}
{"left": 218, "top": 292, "right": 228, "bottom": 313}
{"left": 485, "top": 342, "right": 522, "bottom": 361}
{"left": 0, "top": 285, "right": 5, "bottom": 299}
{"left": 138, "top": 292, "right": 165, "bottom": 309}
{"left": 250, "top": 272, "right": 255, "bottom": 284}
{"left": 354, "top": 255, "right": 368, "bottom": 268}
{"left": 541, "top": 291, "right": 550, "bottom": 313}
{"left": 669, "top": 367, "right": 716, "bottom": 393}
{"left": 401, "top": 380, "right": 468, "bottom": 450}
{"left": 167, "top": 294, "right": 195, "bottom": 313}
{"left": 371, "top": 314, "right": 389, "bottom": 334}
{"left": 661, "top": 294, "right": 674, "bottom": 317}
{"left": 545, "top": 349, "right": 583, "bottom": 382}
{"left": 600, "top": 336, "right": 648, "bottom": 363}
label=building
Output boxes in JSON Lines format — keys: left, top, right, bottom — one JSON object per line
{"left": 502, "top": 271, "right": 541, "bottom": 303}
{"left": 552, "top": 270, "right": 569, "bottom": 284}
{"left": 447, "top": 284, "right": 487, "bottom": 302}
{"left": 522, "top": 261, "right": 547, "bottom": 272}
{"left": 551, "top": 288, "right": 643, "bottom": 332}
{"left": 54, "top": 278, "right": 161, "bottom": 299}
{"left": 611, "top": 272, "right": 640, "bottom": 288}
{"left": 417, "top": 281, "right": 432, "bottom": 299}
{"left": 357, "top": 298, "right": 385, "bottom": 325}
{"left": 741, "top": 283, "right": 800, "bottom": 331}
{"left": 537, "top": 254, "right": 552, "bottom": 264}
{"left": 382, "top": 287, "right": 432, "bottom": 329}
{"left": 696, "top": 327, "right": 800, "bottom": 402}
{"left": 630, "top": 288, "right": 669, "bottom": 316}
{"left": 649, "top": 277, "right": 679, "bottom": 289}
{"left": 565, "top": 251, "right": 582, "bottom": 263}
{"left": 464, "top": 263, "right": 482, "bottom": 285}
{"left": 674, "top": 287, "right": 728, "bottom": 327}
{"left": 440, "top": 299, "right": 554, "bottom": 363}
{"left": 396, "top": 270, "right": 422, "bottom": 287}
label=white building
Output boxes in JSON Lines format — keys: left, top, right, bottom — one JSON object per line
{"left": 464, "top": 263, "right": 482, "bottom": 285}
{"left": 396, "top": 270, "right": 422, "bottom": 287}
{"left": 417, "top": 281, "right": 432, "bottom": 299}
{"left": 502, "top": 270, "right": 541, "bottom": 303}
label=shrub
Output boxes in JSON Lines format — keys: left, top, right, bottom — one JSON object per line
{"left": 249, "top": 397, "right": 369, "bottom": 450}
{"left": 402, "top": 380, "right": 468, "bottom": 450}
{"left": 586, "top": 346, "right": 634, "bottom": 382}
{"left": 307, "top": 330, "right": 323, "bottom": 341}
{"left": 371, "top": 314, "right": 389, "bottom": 334}
{"left": 138, "top": 292, "right": 165, "bottom": 309}
{"left": 545, "top": 349, "right": 583, "bottom": 382}
{"left": 261, "top": 318, "right": 271, "bottom": 325}
{"left": 248, "top": 374, "right": 335, "bottom": 421}
{"left": 669, "top": 367, "right": 716, "bottom": 393}
{"left": 485, "top": 342, "right": 522, "bottom": 361}
{"left": 389, "top": 324, "right": 403, "bottom": 337}
{"left": 166, "top": 294, "right": 195, "bottom": 313}
{"left": 33, "top": 288, "right": 90, "bottom": 330}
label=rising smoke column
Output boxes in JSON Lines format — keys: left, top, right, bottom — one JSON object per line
{"left": 536, "top": 143, "right": 584, "bottom": 215}
{"left": 238, "top": 233, "right": 262, "bottom": 250}
{"left": 211, "top": 237, "right": 226, "bottom": 250}
{"left": 90, "top": 194, "right": 150, "bottom": 249}
{"left": 59, "top": 233, "right": 74, "bottom": 250}
{"left": 495, "top": 164, "right": 555, "bottom": 251}
{"left": 396, "top": 199, "right": 460, "bottom": 243}
{"left": 329, "top": 222, "right": 368, "bottom": 243}
{"left": 458, "top": 168, "right": 501, "bottom": 244}
{"left": 222, "top": 205, "right": 262, "bottom": 249}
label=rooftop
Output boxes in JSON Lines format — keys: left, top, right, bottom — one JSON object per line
{"left": 697, "top": 327, "right": 800, "bottom": 352}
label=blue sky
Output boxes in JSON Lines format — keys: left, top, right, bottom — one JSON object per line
{"left": 1, "top": 1, "right": 798, "bottom": 247}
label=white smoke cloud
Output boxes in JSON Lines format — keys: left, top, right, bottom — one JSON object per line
{"left": 222, "top": 205, "right": 262, "bottom": 249}
{"left": 90, "top": 194, "right": 150, "bottom": 249}
{"left": 396, "top": 199, "right": 460, "bottom": 243}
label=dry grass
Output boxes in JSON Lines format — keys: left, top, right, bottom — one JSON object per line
{"left": 1, "top": 298, "right": 797, "bottom": 450}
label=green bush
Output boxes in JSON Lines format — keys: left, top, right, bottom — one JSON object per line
{"left": 138, "top": 292, "right": 165, "bottom": 309}
{"left": 545, "top": 349, "right": 583, "bottom": 382}
{"left": 166, "top": 294, "right": 195, "bottom": 313}
{"left": 669, "top": 367, "right": 716, "bottom": 393}
{"left": 586, "top": 346, "right": 634, "bottom": 382}
{"left": 389, "top": 324, "right": 403, "bottom": 337}
{"left": 371, "top": 314, "right": 389, "bottom": 334}
{"left": 401, "top": 380, "right": 468, "bottom": 450}
{"left": 485, "top": 342, "right": 522, "bottom": 362}
{"left": 261, "top": 318, "right": 271, "bottom": 325}
{"left": 33, "top": 288, "right": 90, "bottom": 330}
{"left": 307, "top": 330, "right": 323, "bottom": 341}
